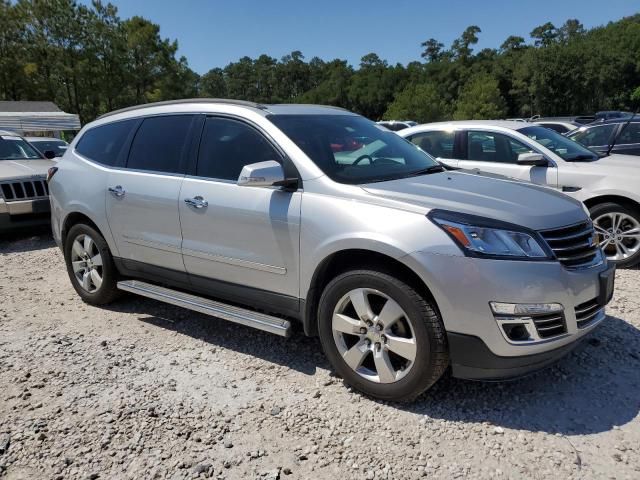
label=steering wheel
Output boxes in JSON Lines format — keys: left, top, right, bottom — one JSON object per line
{"left": 353, "top": 154, "right": 374, "bottom": 165}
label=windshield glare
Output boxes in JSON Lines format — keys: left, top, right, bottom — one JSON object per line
{"left": 268, "top": 114, "right": 440, "bottom": 184}
{"left": 519, "top": 126, "right": 598, "bottom": 161}
{"left": 0, "top": 135, "right": 42, "bottom": 160}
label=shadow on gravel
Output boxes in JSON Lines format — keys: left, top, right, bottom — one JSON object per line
{"left": 0, "top": 228, "right": 54, "bottom": 253}
{"left": 405, "top": 315, "right": 640, "bottom": 435}
{"left": 104, "top": 295, "right": 326, "bottom": 376}
{"left": 104, "top": 293, "right": 639, "bottom": 435}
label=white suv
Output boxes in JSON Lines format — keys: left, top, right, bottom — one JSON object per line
{"left": 401, "top": 121, "right": 640, "bottom": 267}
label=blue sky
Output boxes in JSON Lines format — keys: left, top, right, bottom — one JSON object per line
{"left": 91, "top": 0, "right": 639, "bottom": 74}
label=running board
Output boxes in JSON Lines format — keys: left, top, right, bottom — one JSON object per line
{"left": 117, "top": 280, "right": 292, "bottom": 337}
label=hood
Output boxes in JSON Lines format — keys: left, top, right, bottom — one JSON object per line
{"left": 362, "top": 170, "right": 586, "bottom": 231}
{"left": 0, "top": 159, "right": 55, "bottom": 181}
{"left": 588, "top": 153, "right": 640, "bottom": 168}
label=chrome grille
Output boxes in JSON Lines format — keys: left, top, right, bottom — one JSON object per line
{"left": 531, "top": 312, "right": 567, "bottom": 338}
{"left": 0, "top": 178, "right": 49, "bottom": 202}
{"left": 540, "top": 221, "right": 601, "bottom": 269}
{"left": 575, "top": 298, "right": 604, "bottom": 329}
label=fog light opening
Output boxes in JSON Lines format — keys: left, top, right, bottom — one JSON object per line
{"left": 502, "top": 323, "right": 531, "bottom": 342}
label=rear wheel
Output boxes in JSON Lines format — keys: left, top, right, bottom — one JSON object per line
{"left": 64, "top": 223, "right": 121, "bottom": 305}
{"left": 318, "top": 269, "right": 449, "bottom": 402}
{"left": 590, "top": 202, "right": 640, "bottom": 268}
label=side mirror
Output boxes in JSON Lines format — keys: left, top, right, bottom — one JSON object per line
{"left": 237, "top": 160, "right": 289, "bottom": 188}
{"left": 517, "top": 152, "right": 548, "bottom": 166}
{"left": 43, "top": 150, "right": 56, "bottom": 160}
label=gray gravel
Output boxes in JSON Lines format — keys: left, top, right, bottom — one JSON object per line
{"left": 1, "top": 231, "right": 639, "bottom": 479}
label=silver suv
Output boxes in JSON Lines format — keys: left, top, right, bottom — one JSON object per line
{"left": 49, "top": 100, "right": 614, "bottom": 401}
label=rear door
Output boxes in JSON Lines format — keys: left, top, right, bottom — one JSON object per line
{"left": 457, "top": 130, "right": 558, "bottom": 187}
{"left": 406, "top": 130, "right": 459, "bottom": 167}
{"left": 105, "top": 114, "right": 197, "bottom": 275}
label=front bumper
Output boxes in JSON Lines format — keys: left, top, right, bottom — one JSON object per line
{"left": 0, "top": 198, "right": 51, "bottom": 231}
{"left": 403, "top": 251, "right": 613, "bottom": 375}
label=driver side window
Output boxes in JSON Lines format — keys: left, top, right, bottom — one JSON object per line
{"left": 466, "top": 131, "right": 534, "bottom": 164}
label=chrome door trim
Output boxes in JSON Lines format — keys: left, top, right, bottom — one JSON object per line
{"left": 182, "top": 248, "right": 287, "bottom": 275}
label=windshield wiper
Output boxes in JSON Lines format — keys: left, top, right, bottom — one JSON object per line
{"left": 407, "top": 165, "right": 445, "bottom": 176}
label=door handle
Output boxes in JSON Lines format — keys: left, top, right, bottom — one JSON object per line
{"left": 184, "top": 196, "right": 208, "bottom": 209}
{"left": 108, "top": 185, "right": 125, "bottom": 197}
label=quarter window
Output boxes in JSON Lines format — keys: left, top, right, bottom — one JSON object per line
{"left": 196, "top": 117, "right": 282, "bottom": 180}
{"left": 409, "top": 131, "right": 455, "bottom": 158}
{"left": 127, "top": 115, "right": 194, "bottom": 174}
{"left": 75, "top": 119, "right": 137, "bottom": 166}
{"left": 467, "top": 131, "right": 534, "bottom": 163}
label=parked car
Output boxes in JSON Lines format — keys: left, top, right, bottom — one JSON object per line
{"left": 49, "top": 100, "right": 614, "bottom": 401}
{"left": 377, "top": 120, "right": 417, "bottom": 132}
{"left": 567, "top": 118, "right": 640, "bottom": 156}
{"left": 531, "top": 119, "right": 581, "bottom": 134}
{"left": 530, "top": 115, "right": 595, "bottom": 125}
{"left": 401, "top": 120, "right": 640, "bottom": 267}
{"left": 26, "top": 136, "right": 69, "bottom": 158}
{"left": 0, "top": 130, "right": 56, "bottom": 231}
{"left": 593, "top": 111, "right": 633, "bottom": 122}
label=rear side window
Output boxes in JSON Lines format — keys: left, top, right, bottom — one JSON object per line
{"left": 570, "top": 124, "right": 616, "bottom": 147}
{"left": 409, "top": 131, "right": 455, "bottom": 158}
{"left": 618, "top": 123, "right": 640, "bottom": 144}
{"left": 127, "top": 115, "right": 194, "bottom": 174}
{"left": 196, "top": 117, "right": 282, "bottom": 180}
{"left": 75, "top": 120, "right": 136, "bottom": 166}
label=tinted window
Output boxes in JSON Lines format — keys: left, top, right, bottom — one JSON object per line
{"left": 30, "top": 140, "right": 68, "bottom": 157}
{"left": 538, "top": 123, "right": 568, "bottom": 134}
{"left": 618, "top": 123, "right": 640, "bottom": 144}
{"left": 0, "top": 135, "right": 41, "bottom": 160}
{"left": 569, "top": 124, "right": 617, "bottom": 147}
{"left": 410, "top": 131, "right": 455, "bottom": 158}
{"left": 127, "top": 115, "right": 193, "bottom": 173}
{"left": 467, "top": 131, "right": 534, "bottom": 163}
{"left": 196, "top": 117, "right": 282, "bottom": 180}
{"left": 76, "top": 120, "right": 136, "bottom": 165}
{"left": 268, "top": 114, "right": 440, "bottom": 184}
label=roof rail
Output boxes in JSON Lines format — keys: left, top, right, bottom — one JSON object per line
{"left": 97, "top": 98, "right": 267, "bottom": 120}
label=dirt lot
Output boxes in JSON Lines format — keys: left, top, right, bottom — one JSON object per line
{"left": 0, "top": 231, "right": 639, "bottom": 480}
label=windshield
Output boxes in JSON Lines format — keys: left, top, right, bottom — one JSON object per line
{"left": 268, "top": 114, "right": 440, "bottom": 184}
{"left": 0, "top": 135, "right": 42, "bottom": 160}
{"left": 519, "top": 126, "right": 598, "bottom": 161}
{"left": 29, "top": 140, "right": 68, "bottom": 157}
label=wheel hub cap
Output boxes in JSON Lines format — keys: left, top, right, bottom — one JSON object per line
{"left": 331, "top": 288, "right": 417, "bottom": 384}
{"left": 593, "top": 212, "right": 640, "bottom": 262}
{"left": 70, "top": 233, "right": 104, "bottom": 293}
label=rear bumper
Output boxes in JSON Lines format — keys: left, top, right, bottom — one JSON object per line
{"left": 448, "top": 331, "right": 590, "bottom": 380}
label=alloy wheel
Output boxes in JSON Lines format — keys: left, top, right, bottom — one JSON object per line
{"left": 331, "top": 288, "right": 417, "bottom": 384}
{"left": 70, "top": 233, "right": 104, "bottom": 293}
{"left": 593, "top": 212, "right": 640, "bottom": 262}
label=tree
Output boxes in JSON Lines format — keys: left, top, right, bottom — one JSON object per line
{"left": 530, "top": 22, "right": 558, "bottom": 47}
{"left": 500, "top": 35, "right": 525, "bottom": 52}
{"left": 451, "top": 25, "right": 481, "bottom": 60}
{"left": 420, "top": 38, "right": 444, "bottom": 62}
{"left": 454, "top": 74, "right": 507, "bottom": 119}
{"left": 199, "top": 67, "right": 226, "bottom": 98}
{"left": 558, "top": 19, "right": 585, "bottom": 42}
{"left": 384, "top": 82, "right": 448, "bottom": 122}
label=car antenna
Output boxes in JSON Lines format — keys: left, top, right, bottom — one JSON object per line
{"left": 605, "top": 108, "right": 638, "bottom": 156}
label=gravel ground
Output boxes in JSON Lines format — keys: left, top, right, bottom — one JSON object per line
{"left": 0, "top": 231, "right": 639, "bottom": 480}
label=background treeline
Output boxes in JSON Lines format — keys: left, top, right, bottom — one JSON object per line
{"left": 1, "top": 0, "right": 639, "bottom": 124}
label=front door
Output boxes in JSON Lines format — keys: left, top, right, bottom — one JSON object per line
{"left": 457, "top": 130, "right": 558, "bottom": 188}
{"left": 106, "top": 114, "right": 196, "bottom": 273}
{"left": 179, "top": 116, "right": 301, "bottom": 312}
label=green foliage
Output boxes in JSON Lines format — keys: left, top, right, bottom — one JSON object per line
{"left": 453, "top": 74, "right": 507, "bottom": 120}
{"left": 2, "top": 3, "right": 640, "bottom": 124}
{"left": 384, "top": 82, "right": 448, "bottom": 122}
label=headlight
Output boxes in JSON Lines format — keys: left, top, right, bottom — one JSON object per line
{"left": 429, "top": 210, "right": 552, "bottom": 260}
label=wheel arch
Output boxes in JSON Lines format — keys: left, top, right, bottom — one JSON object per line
{"left": 302, "top": 249, "right": 439, "bottom": 336}
{"left": 584, "top": 194, "right": 640, "bottom": 215}
{"left": 61, "top": 211, "right": 114, "bottom": 253}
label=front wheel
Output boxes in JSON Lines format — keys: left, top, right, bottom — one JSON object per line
{"left": 318, "top": 269, "right": 449, "bottom": 402}
{"left": 590, "top": 202, "right": 640, "bottom": 268}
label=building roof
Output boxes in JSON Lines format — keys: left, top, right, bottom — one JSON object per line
{"left": 0, "top": 101, "right": 62, "bottom": 113}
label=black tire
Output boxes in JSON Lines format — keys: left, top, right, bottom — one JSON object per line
{"left": 589, "top": 202, "right": 640, "bottom": 269}
{"left": 63, "top": 223, "right": 121, "bottom": 305}
{"left": 318, "top": 269, "right": 449, "bottom": 402}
